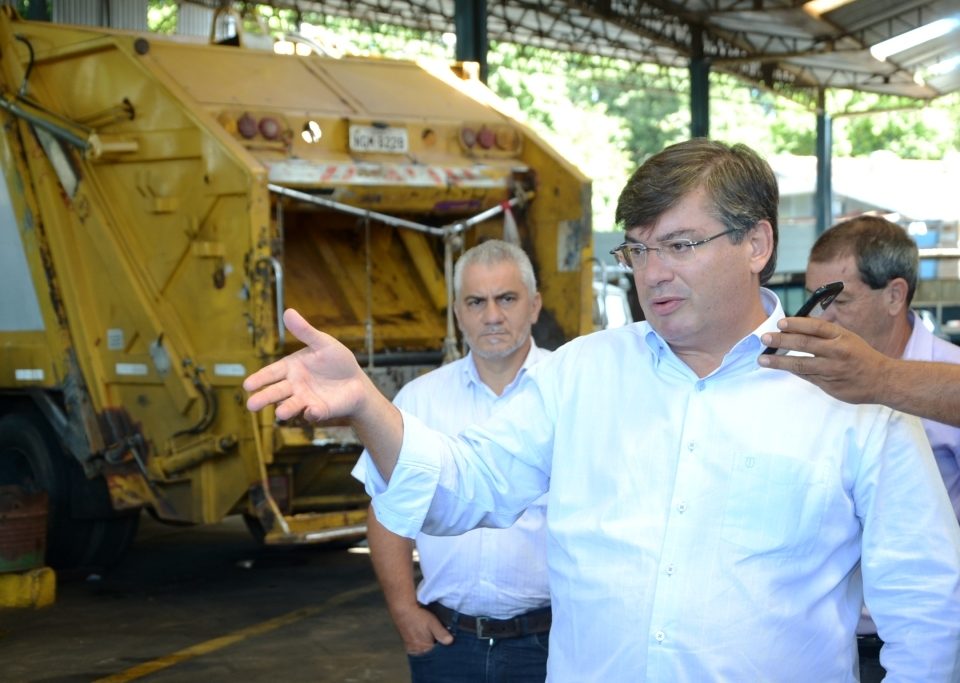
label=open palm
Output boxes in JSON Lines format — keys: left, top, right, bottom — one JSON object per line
{"left": 243, "top": 308, "right": 371, "bottom": 422}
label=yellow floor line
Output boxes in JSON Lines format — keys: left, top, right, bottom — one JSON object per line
{"left": 93, "top": 581, "right": 382, "bottom": 683}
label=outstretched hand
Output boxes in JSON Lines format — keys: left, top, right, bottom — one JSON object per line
{"left": 243, "top": 308, "right": 373, "bottom": 423}
{"left": 758, "top": 316, "right": 891, "bottom": 405}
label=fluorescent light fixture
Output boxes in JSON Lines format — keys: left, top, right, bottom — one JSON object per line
{"left": 926, "top": 54, "right": 960, "bottom": 76}
{"left": 870, "top": 17, "right": 960, "bottom": 62}
{"left": 803, "top": 0, "right": 856, "bottom": 18}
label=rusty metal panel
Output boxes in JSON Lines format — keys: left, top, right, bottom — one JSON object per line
{"left": 0, "top": 487, "right": 47, "bottom": 573}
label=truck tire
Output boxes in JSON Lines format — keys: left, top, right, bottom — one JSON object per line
{"left": 0, "top": 412, "right": 139, "bottom": 569}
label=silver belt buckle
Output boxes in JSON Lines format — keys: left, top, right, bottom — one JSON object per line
{"left": 475, "top": 616, "right": 490, "bottom": 638}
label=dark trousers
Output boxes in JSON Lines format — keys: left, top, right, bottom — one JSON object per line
{"left": 858, "top": 635, "right": 886, "bottom": 683}
{"left": 408, "top": 630, "right": 549, "bottom": 683}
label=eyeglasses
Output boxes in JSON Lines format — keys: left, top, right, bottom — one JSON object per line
{"left": 609, "top": 228, "right": 742, "bottom": 272}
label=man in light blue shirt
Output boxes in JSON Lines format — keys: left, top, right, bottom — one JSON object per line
{"left": 353, "top": 240, "right": 551, "bottom": 683}
{"left": 245, "top": 139, "right": 960, "bottom": 681}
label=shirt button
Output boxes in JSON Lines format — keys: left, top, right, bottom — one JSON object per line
{"left": 687, "top": 442, "right": 696, "bottom": 452}
{"left": 665, "top": 564, "right": 675, "bottom": 576}
{"left": 655, "top": 630, "right": 665, "bottom": 642}
{"left": 677, "top": 501, "right": 687, "bottom": 513}
{"left": 695, "top": 380, "right": 706, "bottom": 392}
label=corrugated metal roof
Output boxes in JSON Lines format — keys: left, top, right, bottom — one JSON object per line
{"left": 51, "top": 0, "right": 148, "bottom": 31}
{"left": 181, "top": 0, "right": 960, "bottom": 105}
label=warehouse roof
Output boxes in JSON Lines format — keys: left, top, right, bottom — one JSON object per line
{"left": 184, "top": 0, "right": 960, "bottom": 105}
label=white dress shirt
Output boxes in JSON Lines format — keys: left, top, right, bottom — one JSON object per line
{"left": 367, "top": 289, "right": 960, "bottom": 682}
{"left": 353, "top": 343, "right": 551, "bottom": 618}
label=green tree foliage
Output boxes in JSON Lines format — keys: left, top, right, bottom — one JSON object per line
{"left": 486, "top": 45, "right": 556, "bottom": 131}
{"left": 769, "top": 118, "right": 816, "bottom": 156}
{"left": 147, "top": 0, "right": 177, "bottom": 33}
{"left": 844, "top": 113, "right": 938, "bottom": 158}
{"left": 567, "top": 61, "right": 688, "bottom": 167}
{"left": 827, "top": 90, "right": 960, "bottom": 159}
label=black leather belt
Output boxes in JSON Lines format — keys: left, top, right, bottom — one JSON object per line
{"left": 425, "top": 602, "right": 552, "bottom": 639}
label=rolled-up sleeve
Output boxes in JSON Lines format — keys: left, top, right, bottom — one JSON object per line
{"left": 361, "top": 411, "right": 441, "bottom": 538}
{"left": 374, "top": 374, "right": 555, "bottom": 539}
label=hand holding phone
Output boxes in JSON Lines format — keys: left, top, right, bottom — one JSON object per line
{"left": 762, "top": 281, "right": 844, "bottom": 355}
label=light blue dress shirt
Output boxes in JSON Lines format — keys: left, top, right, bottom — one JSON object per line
{"left": 368, "top": 289, "right": 960, "bottom": 682}
{"left": 353, "top": 343, "right": 551, "bottom": 618}
{"left": 903, "top": 310, "right": 960, "bottom": 520}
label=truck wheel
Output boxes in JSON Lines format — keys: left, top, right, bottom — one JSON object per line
{"left": 0, "top": 412, "right": 138, "bottom": 569}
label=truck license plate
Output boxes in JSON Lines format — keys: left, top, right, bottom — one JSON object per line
{"left": 349, "top": 125, "right": 409, "bottom": 153}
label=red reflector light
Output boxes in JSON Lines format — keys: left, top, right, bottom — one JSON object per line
{"left": 237, "top": 113, "right": 258, "bottom": 139}
{"left": 477, "top": 126, "right": 495, "bottom": 149}
{"left": 259, "top": 116, "right": 282, "bottom": 140}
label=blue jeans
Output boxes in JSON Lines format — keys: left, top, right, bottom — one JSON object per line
{"left": 408, "top": 630, "right": 549, "bottom": 683}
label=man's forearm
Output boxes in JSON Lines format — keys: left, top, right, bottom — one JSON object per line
{"left": 759, "top": 318, "right": 960, "bottom": 427}
{"left": 884, "top": 360, "right": 960, "bottom": 427}
{"left": 366, "top": 503, "right": 419, "bottom": 619}
{"left": 352, "top": 397, "right": 405, "bottom": 481}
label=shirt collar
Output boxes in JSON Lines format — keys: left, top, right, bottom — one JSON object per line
{"left": 902, "top": 310, "right": 927, "bottom": 359}
{"left": 463, "top": 338, "right": 541, "bottom": 395}
{"left": 746, "top": 288, "right": 785, "bottom": 353}
{"left": 642, "top": 287, "right": 785, "bottom": 373}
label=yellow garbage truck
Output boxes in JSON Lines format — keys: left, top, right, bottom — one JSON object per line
{"left": 0, "top": 8, "right": 593, "bottom": 568}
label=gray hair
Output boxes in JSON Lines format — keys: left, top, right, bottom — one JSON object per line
{"left": 453, "top": 239, "right": 538, "bottom": 299}
{"left": 809, "top": 215, "right": 919, "bottom": 303}
{"left": 615, "top": 138, "right": 779, "bottom": 284}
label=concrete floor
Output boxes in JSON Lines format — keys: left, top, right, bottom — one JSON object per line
{"left": 0, "top": 515, "right": 888, "bottom": 682}
{"left": 0, "top": 515, "right": 410, "bottom": 683}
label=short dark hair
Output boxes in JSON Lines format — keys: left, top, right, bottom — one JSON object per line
{"left": 614, "top": 138, "right": 779, "bottom": 284}
{"left": 809, "top": 215, "right": 918, "bottom": 303}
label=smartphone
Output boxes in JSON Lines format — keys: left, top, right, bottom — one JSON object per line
{"left": 761, "top": 281, "right": 844, "bottom": 355}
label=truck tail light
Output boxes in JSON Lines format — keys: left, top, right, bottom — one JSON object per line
{"left": 477, "top": 126, "right": 495, "bottom": 149}
{"left": 237, "top": 112, "right": 258, "bottom": 139}
{"left": 460, "top": 126, "right": 477, "bottom": 148}
{"left": 259, "top": 116, "right": 281, "bottom": 140}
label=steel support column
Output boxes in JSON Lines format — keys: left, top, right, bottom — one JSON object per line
{"left": 815, "top": 89, "right": 833, "bottom": 235}
{"left": 454, "top": 0, "right": 488, "bottom": 83}
{"left": 25, "top": 1, "right": 50, "bottom": 21}
{"left": 689, "top": 27, "right": 709, "bottom": 138}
